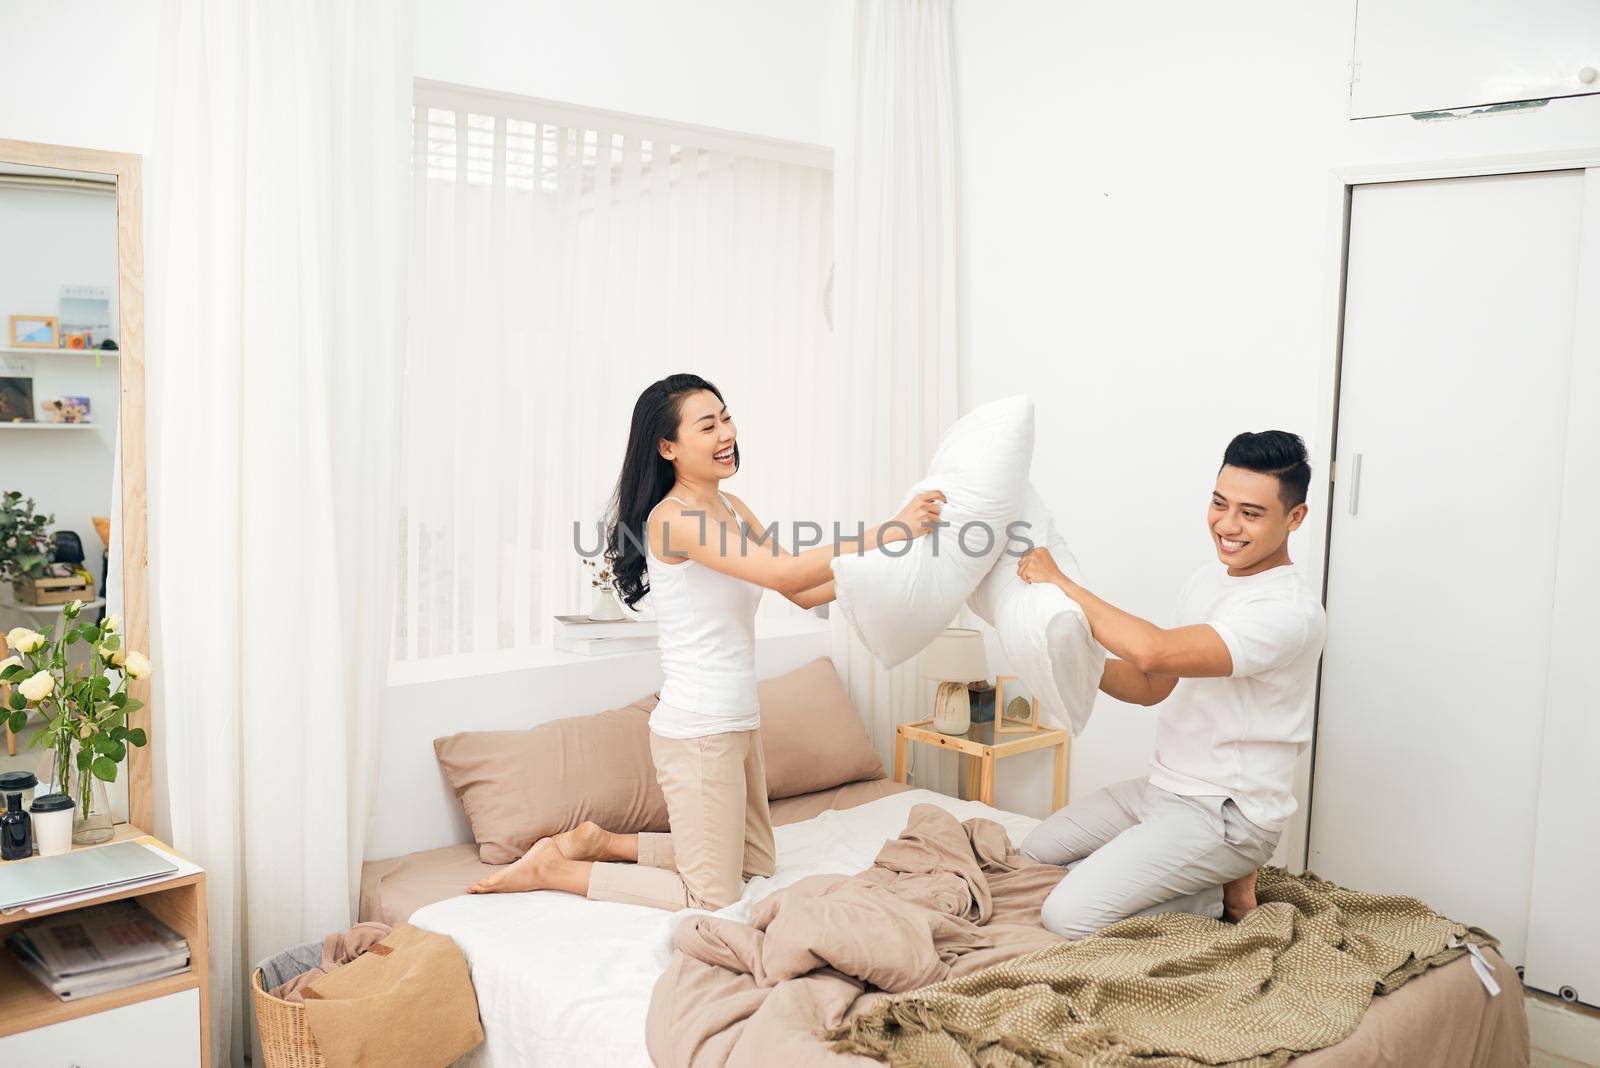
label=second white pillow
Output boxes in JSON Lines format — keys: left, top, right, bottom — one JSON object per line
{"left": 968, "top": 485, "right": 1106, "bottom": 736}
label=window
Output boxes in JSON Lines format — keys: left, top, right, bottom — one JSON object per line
{"left": 394, "top": 81, "right": 835, "bottom": 665}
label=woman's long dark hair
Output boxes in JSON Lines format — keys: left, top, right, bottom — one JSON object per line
{"left": 606, "top": 373, "right": 740, "bottom": 608}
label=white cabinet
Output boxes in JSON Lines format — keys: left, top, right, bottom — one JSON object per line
{"left": 1310, "top": 166, "right": 1600, "bottom": 1005}
{"left": 0, "top": 987, "right": 200, "bottom": 1066}
{"left": 1351, "top": 0, "right": 1600, "bottom": 117}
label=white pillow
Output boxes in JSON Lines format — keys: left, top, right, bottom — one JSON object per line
{"left": 968, "top": 485, "right": 1106, "bottom": 735}
{"left": 831, "top": 396, "right": 1034, "bottom": 669}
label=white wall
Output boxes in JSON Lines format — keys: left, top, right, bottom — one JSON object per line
{"left": 951, "top": 0, "right": 1600, "bottom": 847}
{"left": 0, "top": 1, "right": 160, "bottom": 154}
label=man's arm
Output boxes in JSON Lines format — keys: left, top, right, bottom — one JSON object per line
{"left": 1018, "top": 548, "right": 1233, "bottom": 679}
{"left": 1099, "top": 658, "right": 1180, "bottom": 706}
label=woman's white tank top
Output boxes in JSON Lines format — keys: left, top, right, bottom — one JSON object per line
{"left": 645, "top": 493, "right": 763, "bottom": 738}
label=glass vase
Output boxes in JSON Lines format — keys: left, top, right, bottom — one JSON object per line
{"left": 48, "top": 743, "right": 114, "bottom": 846}
{"left": 73, "top": 773, "right": 114, "bottom": 845}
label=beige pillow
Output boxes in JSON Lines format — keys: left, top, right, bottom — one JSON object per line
{"left": 757, "top": 657, "right": 886, "bottom": 799}
{"left": 434, "top": 658, "right": 885, "bottom": 864}
{"left": 434, "top": 695, "right": 667, "bottom": 864}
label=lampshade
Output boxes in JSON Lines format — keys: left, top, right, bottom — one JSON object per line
{"left": 918, "top": 627, "right": 989, "bottom": 682}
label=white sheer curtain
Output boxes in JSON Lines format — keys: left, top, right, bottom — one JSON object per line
{"left": 395, "top": 82, "right": 836, "bottom": 668}
{"left": 146, "top": 1, "right": 411, "bottom": 1063}
{"left": 830, "top": 0, "right": 961, "bottom": 792}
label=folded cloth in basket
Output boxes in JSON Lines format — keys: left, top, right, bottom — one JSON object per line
{"left": 302, "top": 923, "right": 483, "bottom": 1068}
{"left": 268, "top": 921, "right": 393, "bottom": 1003}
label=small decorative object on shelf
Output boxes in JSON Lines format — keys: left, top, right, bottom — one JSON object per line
{"left": 968, "top": 680, "right": 996, "bottom": 723}
{"left": 919, "top": 628, "right": 990, "bottom": 735}
{"left": 59, "top": 284, "right": 114, "bottom": 349}
{"left": 1, "top": 601, "right": 153, "bottom": 845}
{"left": 995, "top": 673, "right": 1040, "bottom": 734}
{"left": 40, "top": 395, "right": 91, "bottom": 424}
{"left": 8, "top": 314, "right": 59, "bottom": 349}
{"left": 583, "top": 555, "right": 625, "bottom": 621}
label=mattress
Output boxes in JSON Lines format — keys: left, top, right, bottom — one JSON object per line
{"left": 359, "top": 777, "right": 911, "bottom": 926}
{"left": 400, "top": 787, "right": 1527, "bottom": 1068}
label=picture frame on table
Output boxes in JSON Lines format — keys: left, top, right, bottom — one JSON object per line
{"left": 994, "top": 674, "right": 1039, "bottom": 734}
{"left": 9, "top": 314, "right": 60, "bottom": 349}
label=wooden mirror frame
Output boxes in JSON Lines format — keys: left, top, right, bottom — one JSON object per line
{"left": 0, "top": 138, "right": 150, "bottom": 832}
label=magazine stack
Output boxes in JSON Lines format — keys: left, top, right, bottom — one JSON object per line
{"left": 7, "top": 899, "right": 190, "bottom": 1001}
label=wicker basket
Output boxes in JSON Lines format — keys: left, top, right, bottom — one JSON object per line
{"left": 251, "top": 966, "right": 327, "bottom": 1068}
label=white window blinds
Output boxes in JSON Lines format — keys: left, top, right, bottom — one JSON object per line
{"left": 395, "top": 81, "right": 835, "bottom": 668}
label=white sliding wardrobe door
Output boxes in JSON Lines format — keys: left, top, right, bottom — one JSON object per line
{"left": 1523, "top": 168, "right": 1600, "bottom": 1006}
{"left": 1309, "top": 170, "right": 1585, "bottom": 967}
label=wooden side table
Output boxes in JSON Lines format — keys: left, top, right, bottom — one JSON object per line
{"left": 894, "top": 718, "right": 1069, "bottom": 809}
{"left": 0, "top": 826, "right": 209, "bottom": 1065}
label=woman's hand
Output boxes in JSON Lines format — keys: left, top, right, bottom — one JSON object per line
{"left": 1018, "top": 546, "right": 1069, "bottom": 588}
{"left": 885, "top": 490, "right": 946, "bottom": 542}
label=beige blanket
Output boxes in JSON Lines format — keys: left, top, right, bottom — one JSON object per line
{"left": 646, "top": 803, "right": 1067, "bottom": 1067}
{"left": 647, "top": 804, "right": 1507, "bottom": 1068}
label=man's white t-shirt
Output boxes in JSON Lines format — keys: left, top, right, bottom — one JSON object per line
{"left": 1146, "top": 562, "right": 1327, "bottom": 832}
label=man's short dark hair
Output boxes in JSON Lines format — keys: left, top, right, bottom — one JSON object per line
{"left": 1221, "top": 430, "right": 1311, "bottom": 509}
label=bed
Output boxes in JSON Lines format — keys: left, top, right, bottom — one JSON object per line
{"left": 363, "top": 780, "right": 1527, "bottom": 1068}
{"left": 361, "top": 653, "right": 1526, "bottom": 1067}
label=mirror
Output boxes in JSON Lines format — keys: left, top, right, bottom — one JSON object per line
{"left": 0, "top": 140, "right": 149, "bottom": 835}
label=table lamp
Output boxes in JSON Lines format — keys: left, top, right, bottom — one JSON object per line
{"left": 919, "top": 627, "right": 989, "bottom": 735}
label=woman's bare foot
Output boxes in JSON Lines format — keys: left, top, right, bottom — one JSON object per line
{"left": 1223, "top": 869, "right": 1259, "bottom": 922}
{"left": 469, "top": 838, "right": 561, "bottom": 894}
{"left": 552, "top": 820, "right": 612, "bottom": 861}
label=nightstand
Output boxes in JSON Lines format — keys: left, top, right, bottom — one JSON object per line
{"left": 894, "top": 718, "right": 1069, "bottom": 809}
{"left": 0, "top": 826, "right": 209, "bottom": 1065}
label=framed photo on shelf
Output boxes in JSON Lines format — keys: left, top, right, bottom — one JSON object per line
{"left": 0, "top": 376, "right": 36, "bottom": 422}
{"left": 9, "top": 314, "right": 60, "bottom": 349}
{"left": 994, "top": 674, "right": 1039, "bottom": 734}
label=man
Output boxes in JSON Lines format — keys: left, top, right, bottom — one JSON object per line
{"left": 1015, "top": 430, "right": 1327, "bottom": 939}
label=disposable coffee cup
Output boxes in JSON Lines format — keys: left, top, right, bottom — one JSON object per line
{"left": 0, "top": 771, "right": 37, "bottom": 812}
{"left": 30, "top": 793, "right": 75, "bottom": 857}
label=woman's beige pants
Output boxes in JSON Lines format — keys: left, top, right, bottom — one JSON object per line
{"left": 586, "top": 729, "right": 775, "bottom": 911}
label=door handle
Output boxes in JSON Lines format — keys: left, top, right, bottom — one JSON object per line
{"left": 1348, "top": 453, "right": 1363, "bottom": 516}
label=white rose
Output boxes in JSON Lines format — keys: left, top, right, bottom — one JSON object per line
{"left": 109, "top": 648, "right": 128, "bottom": 667}
{"left": 123, "top": 651, "right": 152, "bottom": 680}
{"left": 67, "top": 599, "right": 83, "bottom": 614}
{"left": 106, "top": 612, "right": 122, "bottom": 633}
{"left": 0, "top": 655, "right": 20, "bottom": 673}
{"left": 18, "top": 670, "right": 54, "bottom": 702}
{"left": 5, "top": 627, "right": 45, "bottom": 654}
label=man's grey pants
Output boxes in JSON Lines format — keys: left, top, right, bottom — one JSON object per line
{"left": 1020, "top": 777, "right": 1279, "bottom": 940}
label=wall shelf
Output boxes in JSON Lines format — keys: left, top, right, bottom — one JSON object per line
{"left": 0, "top": 345, "right": 119, "bottom": 359}
{"left": 0, "top": 423, "right": 99, "bottom": 430}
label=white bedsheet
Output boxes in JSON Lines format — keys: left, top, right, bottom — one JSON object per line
{"left": 411, "top": 788, "right": 1041, "bottom": 1068}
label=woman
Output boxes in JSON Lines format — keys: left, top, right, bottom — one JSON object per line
{"left": 471, "top": 373, "right": 943, "bottom": 909}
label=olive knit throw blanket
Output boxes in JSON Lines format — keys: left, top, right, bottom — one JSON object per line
{"left": 825, "top": 866, "right": 1498, "bottom": 1068}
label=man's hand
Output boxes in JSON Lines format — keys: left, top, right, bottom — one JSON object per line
{"left": 1017, "top": 546, "right": 1069, "bottom": 589}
